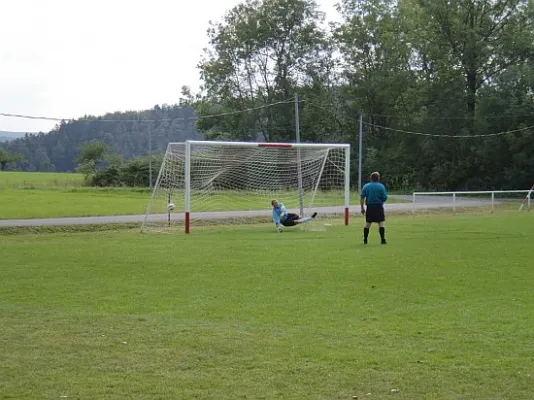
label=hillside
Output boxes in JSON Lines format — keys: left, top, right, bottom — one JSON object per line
{"left": 2, "top": 105, "right": 202, "bottom": 172}
{"left": 0, "top": 131, "right": 29, "bottom": 143}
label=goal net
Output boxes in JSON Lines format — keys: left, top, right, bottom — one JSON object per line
{"left": 141, "top": 140, "right": 350, "bottom": 233}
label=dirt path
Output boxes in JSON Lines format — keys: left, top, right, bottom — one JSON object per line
{"left": 0, "top": 195, "right": 493, "bottom": 228}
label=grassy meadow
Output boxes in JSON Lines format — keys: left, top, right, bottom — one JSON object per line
{"left": 0, "top": 171, "right": 151, "bottom": 219}
{"left": 0, "top": 171, "right": 86, "bottom": 188}
{"left": 0, "top": 187, "right": 153, "bottom": 219}
{"left": 1, "top": 211, "right": 534, "bottom": 399}
{"left": 0, "top": 171, "right": 404, "bottom": 219}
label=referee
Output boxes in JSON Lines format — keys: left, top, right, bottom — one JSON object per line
{"left": 360, "top": 171, "right": 388, "bottom": 244}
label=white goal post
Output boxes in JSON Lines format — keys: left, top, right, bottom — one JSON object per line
{"left": 141, "top": 140, "right": 351, "bottom": 233}
{"left": 519, "top": 184, "right": 534, "bottom": 211}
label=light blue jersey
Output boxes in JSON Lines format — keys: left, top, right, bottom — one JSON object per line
{"left": 361, "top": 182, "right": 388, "bottom": 205}
{"left": 272, "top": 203, "right": 288, "bottom": 224}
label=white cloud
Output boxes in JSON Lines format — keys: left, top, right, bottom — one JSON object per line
{"left": 0, "top": 0, "right": 340, "bottom": 132}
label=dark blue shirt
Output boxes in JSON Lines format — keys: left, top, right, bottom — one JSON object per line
{"left": 361, "top": 182, "right": 388, "bottom": 205}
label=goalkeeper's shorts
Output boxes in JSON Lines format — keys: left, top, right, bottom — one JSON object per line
{"left": 281, "top": 213, "right": 299, "bottom": 226}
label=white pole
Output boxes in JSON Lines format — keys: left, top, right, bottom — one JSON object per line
{"left": 491, "top": 191, "right": 494, "bottom": 212}
{"left": 140, "top": 143, "right": 169, "bottom": 233}
{"left": 344, "top": 146, "right": 351, "bottom": 225}
{"left": 295, "top": 93, "right": 304, "bottom": 217}
{"left": 184, "top": 141, "right": 191, "bottom": 234}
{"left": 148, "top": 122, "right": 153, "bottom": 189}
{"left": 453, "top": 192, "right": 456, "bottom": 213}
{"left": 309, "top": 151, "right": 330, "bottom": 219}
{"left": 412, "top": 192, "right": 416, "bottom": 214}
{"left": 519, "top": 183, "right": 534, "bottom": 211}
{"left": 358, "top": 112, "right": 363, "bottom": 192}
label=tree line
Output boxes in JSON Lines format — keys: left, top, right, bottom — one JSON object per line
{"left": 181, "top": 0, "right": 534, "bottom": 191}
{"left": 0, "top": 105, "right": 201, "bottom": 174}
{"left": 2, "top": 0, "right": 534, "bottom": 191}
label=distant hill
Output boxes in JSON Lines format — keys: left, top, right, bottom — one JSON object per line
{"left": 0, "top": 131, "right": 31, "bottom": 142}
{"left": 2, "top": 105, "right": 202, "bottom": 172}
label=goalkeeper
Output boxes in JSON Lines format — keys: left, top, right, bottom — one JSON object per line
{"left": 271, "top": 199, "right": 317, "bottom": 232}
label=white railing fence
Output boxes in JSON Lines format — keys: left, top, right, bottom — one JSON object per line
{"left": 412, "top": 190, "right": 532, "bottom": 213}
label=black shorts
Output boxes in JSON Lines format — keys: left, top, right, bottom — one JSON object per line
{"left": 281, "top": 213, "right": 299, "bottom": 226}
{"left": 366, "top": 204, "right": 385, "bottom": 223}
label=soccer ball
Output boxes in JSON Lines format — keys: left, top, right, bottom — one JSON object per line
{"left": 167, "top": 203, "right": 175, "bottom": 212}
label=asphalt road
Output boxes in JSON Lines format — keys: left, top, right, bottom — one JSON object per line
{"left": 0, "top": 195, "right": 492, "bottom": 228}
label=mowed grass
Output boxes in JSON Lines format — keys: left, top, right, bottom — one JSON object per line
{"left": 0, "top": 188, "right": 153, "bottom": 219}
{"left": 1, "top": 212, "right": 534, "bottom": 399}
{"left": 0, "top": 171, "right": 405, "bottom": 219}
{"left": 0, "top": 171, "right": 85, "bottom": 188}
{"left": 0, "top": 171, "right": 152, "bottom": 219}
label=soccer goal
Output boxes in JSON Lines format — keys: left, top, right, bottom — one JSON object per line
{"left": 141, "top": 140, "right": 351, "bottom": 233}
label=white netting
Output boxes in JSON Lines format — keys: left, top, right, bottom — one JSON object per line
{"left": 141, "top": 141, "right": 350, "bottom": 233}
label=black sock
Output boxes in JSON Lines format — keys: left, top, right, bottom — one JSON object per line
{"left": 364, "top": 228, "right": 370, "bottom": 240}
{"left": 379, "top": 227, "right": 385, "bottom": 240}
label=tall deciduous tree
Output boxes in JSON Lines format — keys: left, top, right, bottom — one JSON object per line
{"left": 0, "top": 147, "right": 23, "bottom": 171}
{"left": 402, "top": 0, "right": 534, "bottom": 131}
{"left": 195, "top": 0, "right": 331, "bottom": 141}
{"left": 334, "top": 0, "right": 419, "bottom": 187}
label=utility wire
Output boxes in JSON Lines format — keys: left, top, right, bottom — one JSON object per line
{"left": 0, "top": 112, "right": 64, "bottom": 122}
{"left": 364, "top": 121, "right": 534, "bottom": 137}
{"left": 0, "top": 99, "right": 295, "bottom": 124}
{"left": 305, "top": 101, "right": 534, "bottom": 122}
{"left": 361, "top": 112, "right": 534, "bottom": 120}
{"left": 298, "top": 101, "right": 534, "bottom": 137}
{"left": 3, "top": 99, "right": 532, "bottom": 138}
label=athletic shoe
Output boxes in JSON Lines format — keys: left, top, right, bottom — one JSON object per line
{"left": 311, "top": 212, "right": 317, "bottom": 218}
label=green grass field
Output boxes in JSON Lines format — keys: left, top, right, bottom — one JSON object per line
{"left": 0, "top": 172, "right": 404, "bottom": 219}
{"left": 0, "top": 187, "right": 153, "bottom": 219}
{"left": 0, "top": 172, "right": 152, "bottom": 219}
{"left": 1, "top": 212, "right": 533, "bottom": 399}
{"left": 0, "top": 171, "right": 85, "bottom": 188}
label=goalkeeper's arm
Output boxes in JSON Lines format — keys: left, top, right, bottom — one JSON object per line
{"left": 276, "top": 206, "right": 288, "bottom": 232}
{"left": 272, "top": 209, "right": 283, "bottom": 232}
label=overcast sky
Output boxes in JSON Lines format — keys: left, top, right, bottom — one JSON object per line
{"left": 0, "top": 0, "right": 341, "bottom": 133}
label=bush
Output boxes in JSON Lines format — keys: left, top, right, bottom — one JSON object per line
{"left": 84, "top": 155, "right": 163, "bottom": 187}
{"left": 91, "top": 166, "right": 122, "bottom": 187}
{"left": 120, "top": 158, "right": 151, "bottom": 187}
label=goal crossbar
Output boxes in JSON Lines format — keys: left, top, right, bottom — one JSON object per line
{"left": 179, "top": 140, "right": 350, "bottom": 149}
